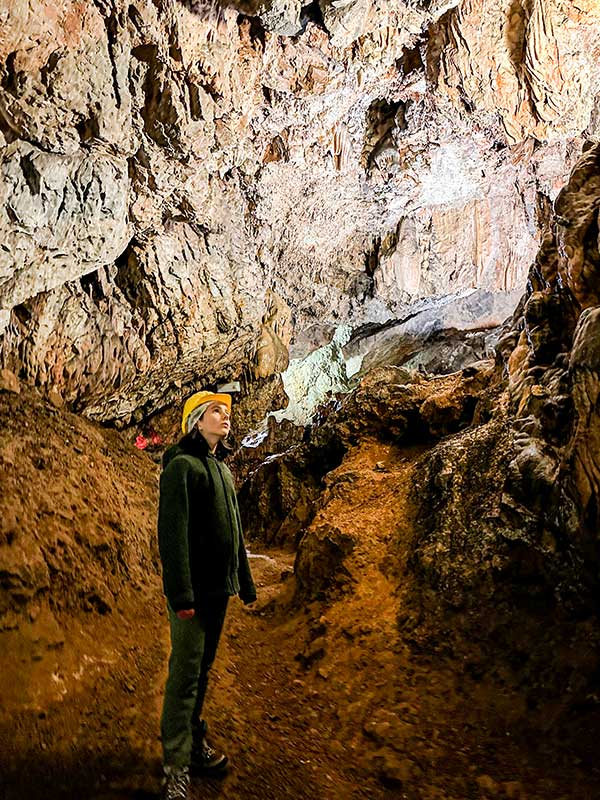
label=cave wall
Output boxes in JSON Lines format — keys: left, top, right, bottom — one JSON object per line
{"left": 1, "top": 0, "right": 599, "bottom": 425}
{"left": 234, "top": 143, "right": 600, "bottom": 730}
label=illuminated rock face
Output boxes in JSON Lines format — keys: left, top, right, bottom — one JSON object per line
{"left": 399, "top": 142, "right": 600, "bottom": 622}
{"left": 1, "top": 0, "right": 599, "bottom": 424}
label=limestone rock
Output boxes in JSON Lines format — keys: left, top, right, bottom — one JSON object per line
{"left": 346, "top": 288, "right": 520, "bottom": 378}
{"left": 0, "top": 1, "right": 598, "bottom": 424}
{"left": 254, "top": 290, "right": 292, "bottom": 379}
{"left": 564, "top": 307, "right": 600, "bottom": 547}
{"left": 258, "top": 0, "right": 303, "bottom": 35}
{"left": 429, "top": 0, "right": 600, "bottom": 145}
{"left": 0, "top": 142, "right": 130, "bottom": 311}
{"left": 309, "top": 363, "right": 493, "bottom": 449}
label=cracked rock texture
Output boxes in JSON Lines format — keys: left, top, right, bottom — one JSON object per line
{"left": 1, "top": 0, "right": 600, "bottom": 424}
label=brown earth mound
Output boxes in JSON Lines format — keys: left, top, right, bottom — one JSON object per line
{"left": 0, "top": 376, "right": 161, "bottom": 714}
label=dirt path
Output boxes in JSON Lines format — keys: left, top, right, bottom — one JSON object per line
{"left": 194, "top": 550, "right": 395, "bottom": 800}
{"left": 1, "top": 547, "right": 397, "bottom": 800}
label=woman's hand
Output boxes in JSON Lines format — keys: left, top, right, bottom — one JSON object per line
{"left": 176, "top": 608, "right": 195, "bottom": 620}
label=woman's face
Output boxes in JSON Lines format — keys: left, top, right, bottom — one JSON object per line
{"left": 198, "top": 402, "right": 231, "bottom": 440}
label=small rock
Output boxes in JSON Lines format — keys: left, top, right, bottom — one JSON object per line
{"left": 476, "top": 774, "right": 500, "bottom": 795}
{"left": 376, "top": 751, "right": 414, "bottom": 788}
{"left": 48, "top": 390, "right": 64, "bottom": 408}
{"left": 295, "top": 641, "right": 326, "bottom": 669}
{"left": 0, "top": 368, "right": 20, "bottom": 394}
{"left": 363, "top": 715, "right": 394, "bottom": 744}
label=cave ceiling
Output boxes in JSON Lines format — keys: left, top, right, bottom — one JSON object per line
{"left": 1, "top": 0, "right": 599, "bottom": 426}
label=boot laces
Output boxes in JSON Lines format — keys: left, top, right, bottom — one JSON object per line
{"left": 164, "top": 769, "right": 189, "bottom": 800}
{"left": 203, "top": 741, "right": 217, "bottom": 759}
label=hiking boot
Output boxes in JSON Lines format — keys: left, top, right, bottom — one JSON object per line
{"left": 161, "top": 765, "right": 190, "bottom": 800}
{"left": 190, "top": 733, "right": 228, "bottom": 773}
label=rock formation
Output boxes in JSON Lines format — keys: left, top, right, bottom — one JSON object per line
{"left": 241, "top": 142, "right": 600, "bottom": 731}
{"left": 0, "top": 373, "right": 161, "bottom": 715}
{"left": 2, "top": 1, "right": 599, "bottom": 427}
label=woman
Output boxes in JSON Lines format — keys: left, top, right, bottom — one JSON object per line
{"left": 157, "top": 390, "right": 256, "bottom": 800}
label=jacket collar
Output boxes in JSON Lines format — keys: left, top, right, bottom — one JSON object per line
{"left": 179, "top": 431, "right": 231, "bottom": 461}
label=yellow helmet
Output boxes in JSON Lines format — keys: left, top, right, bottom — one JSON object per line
{"left": 181, "top": 391, "right": 232, "bottom": 434}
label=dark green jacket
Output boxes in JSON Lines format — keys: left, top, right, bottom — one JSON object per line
{"left": 158, "top": 432, "right": 256, "bottom": 611}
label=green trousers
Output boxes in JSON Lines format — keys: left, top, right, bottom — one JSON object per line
{"left": 160, "top": 596, "right": 229, "bottom": 767}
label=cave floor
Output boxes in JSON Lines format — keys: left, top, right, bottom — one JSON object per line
{"left": 2, "top": 439, "right": 600, "bottom": 800}
{"left": 2, "top": 544, "right": 600, "bottom": 800}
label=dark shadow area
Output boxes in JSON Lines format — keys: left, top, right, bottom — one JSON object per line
{"left": 361, "top": 98, "right": 405, "bottom": 171}
{"left": 396, "top": 41, "right": 424, "bottom": 77}
{"left": 424, "top": 5, "right": 457, "bottom": 86}
{"left": 1, "top": 745, "right": 232, "bottom": 800}
{"left": 297, "top": 1, "right": 328, "bottom": 36}
{"left": 237, "top": 12, "right": 267, "bottom": 49}
{"left": 506, "top": 0, "right": 533, "bottom": 71}
{"left": 1, "top": 746, "right": 158, "bottom": 800}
